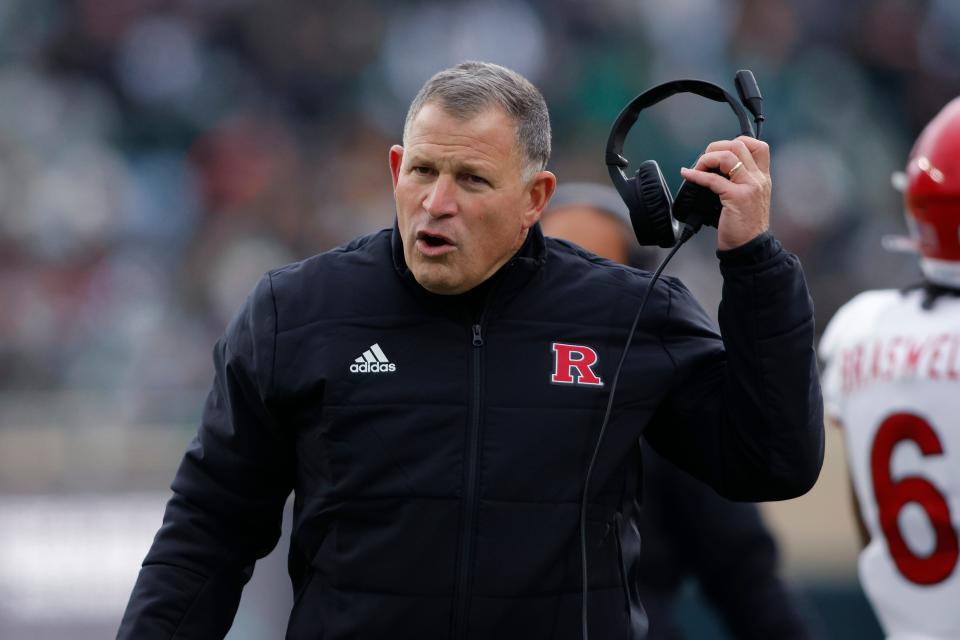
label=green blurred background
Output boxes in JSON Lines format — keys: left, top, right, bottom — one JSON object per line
{"left": 1, "top": 0, "right": 958, "bottom": 637}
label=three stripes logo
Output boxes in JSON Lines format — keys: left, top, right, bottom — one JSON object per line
{"left": 349, "top": 343, "right": 397, "bottom": 374}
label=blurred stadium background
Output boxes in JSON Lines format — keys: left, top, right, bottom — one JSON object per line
{"left": 1, "top": 0, "right": 958, "bottom": 638}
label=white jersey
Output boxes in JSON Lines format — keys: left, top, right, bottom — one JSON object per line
{"left": 820, "top": 288, "right": 960, "bottom": 640}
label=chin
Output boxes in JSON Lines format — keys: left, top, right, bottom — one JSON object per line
{"left": 412, "top": 266, "right": 463, "bottom": 295}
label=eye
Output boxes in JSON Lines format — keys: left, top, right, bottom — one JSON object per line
{"left": 462, "top": 173, "right": 490, "bottom": 187}
{"left": 411, "top": 166, "right": 435, "bottom": 177}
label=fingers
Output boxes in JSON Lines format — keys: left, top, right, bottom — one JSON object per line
{"left": 705, "top": 136, "right": 770, "bottom": 173}
{"left": 679, "top": 165, "right": 733, "bottom": 193}
{"left": 680, "top": 140, "right": 771, "bottom": 195}
{"left": 683, "top": 137, "right": 772, "bottom": 251}
{"left": 738, "top": 136, "right": 770, "bottom": 173}
{"left": 690, "top": 150, "right": 748, "bottom": 179}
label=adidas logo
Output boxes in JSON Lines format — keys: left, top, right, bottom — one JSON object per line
{"left": 349, "top": 343, "right": 397, "bottom": 373}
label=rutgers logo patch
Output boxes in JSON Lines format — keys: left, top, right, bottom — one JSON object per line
{"left": 550, "top": 342, "right": 604, "bottom": 387}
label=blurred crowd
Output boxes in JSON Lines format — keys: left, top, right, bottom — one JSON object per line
{"left": 2, "top": 0, "right": 959, "bottom": 425}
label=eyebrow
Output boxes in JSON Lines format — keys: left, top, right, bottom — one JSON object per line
{"left": 457, "top": 162, "right": 490, "bottom": 176}
{"left": 406, "top": 154, "right": 493, "bottom": 176}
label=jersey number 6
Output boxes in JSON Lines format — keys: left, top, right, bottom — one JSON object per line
{"left": 871, "top": 412, "right": 959, "bottom": 585}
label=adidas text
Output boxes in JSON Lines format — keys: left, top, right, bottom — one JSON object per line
{"left": 350, "top": 362, "right": 396, "bottom": 373}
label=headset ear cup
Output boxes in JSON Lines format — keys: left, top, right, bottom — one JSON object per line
{"left": 631, "top": 161, "right": 679, "bottom": 248}
{"left": 674, "top": 176, "right": 723, "bottom": 229}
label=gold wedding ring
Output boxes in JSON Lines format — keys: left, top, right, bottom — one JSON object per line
{"left": 727, "top": 161, "right": 744, "bottom": 179}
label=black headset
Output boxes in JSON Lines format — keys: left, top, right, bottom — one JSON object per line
{"left": 605, "top": 71, "right": 764, "bottom": 247}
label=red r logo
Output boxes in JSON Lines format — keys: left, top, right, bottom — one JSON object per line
{"left": 551, "top": 342, "right": 604, "bottom": 387}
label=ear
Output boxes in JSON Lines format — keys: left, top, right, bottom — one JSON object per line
{"left": 389, "top": 145, "right": 404, "bottom": 190}
{"left": 522, "top": 170, "right": 557, "bottom": 229}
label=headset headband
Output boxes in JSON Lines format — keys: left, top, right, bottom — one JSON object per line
{"left": 605, "top": 79, "right": 755, "bottom": 170}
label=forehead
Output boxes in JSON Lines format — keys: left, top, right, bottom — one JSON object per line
{"left": 405, "top": 102, "right": 521, "bottom": 167}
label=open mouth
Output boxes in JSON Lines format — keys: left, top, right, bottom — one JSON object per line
{"left": 416, "top": 230, "right": 455, "bottom": 250}
{"left": 422, "top": 235, "right": 448, "bottom": 248}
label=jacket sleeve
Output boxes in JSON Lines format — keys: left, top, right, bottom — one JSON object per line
{"left": 643, "top": 232, "right": 824, "bottom": 501}
{"left": 117, "top": 274, "right": 294, "bottom": 639}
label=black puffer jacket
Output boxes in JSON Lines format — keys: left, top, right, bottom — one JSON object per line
{"left": 118, "top": 223, "right": 824, "bottom": 640}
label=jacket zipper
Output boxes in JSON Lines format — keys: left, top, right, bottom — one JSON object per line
{"left": 452, "top": 321, "right": 485, "bottom": 638}
{"left": 451, "top": 261, "right": 516, "bottom": 638}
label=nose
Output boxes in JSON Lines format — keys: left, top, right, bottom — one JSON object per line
{"left": 423, "top": 175, "right": 458, "bottom": 218}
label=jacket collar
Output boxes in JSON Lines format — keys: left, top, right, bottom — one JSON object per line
{"left": 390, "top": 218, "right": 547, "bottom": 314}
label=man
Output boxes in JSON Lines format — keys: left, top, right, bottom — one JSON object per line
{"left": 819, "top": 98, "right": 960, "bottom": 639}
{"left": 542, "top": 182, "right": 814, "bottom": 640}
{"left": 119, "top": 61, "right": 823, "bottom": 639}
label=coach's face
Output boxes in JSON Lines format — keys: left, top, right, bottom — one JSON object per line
{"left": 390, "top": 102, "right": 555, "bottom": 295}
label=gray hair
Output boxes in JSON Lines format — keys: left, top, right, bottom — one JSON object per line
{"left": 403, "top": 61, "right": 551, "bottom": 181}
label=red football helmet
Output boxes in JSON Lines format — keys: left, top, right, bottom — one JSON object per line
{"left": 905, "top": 97, "right": 960, "bottom": 287}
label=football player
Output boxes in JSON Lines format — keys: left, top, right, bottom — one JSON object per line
{"left": 819, "top": 98, "right": 960, "bottom": 639}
